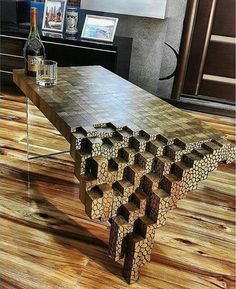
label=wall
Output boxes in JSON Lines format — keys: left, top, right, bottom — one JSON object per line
{"left": 106, "top": 0, "right": 187, "bottom": 97}
{"left": 157, "top": 0, "right": 187, "bottom": 98}
{"left": 37, "top": 0, "right": 186, "bottom": 98}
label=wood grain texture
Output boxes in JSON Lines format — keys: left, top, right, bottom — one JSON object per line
{"left": 182, "top": 0, "right": 217, "bottom": 96}
{"left": 0, "top": 87, "right": 235, "bottom": 288}
{"left": 204, "top": 41, "right": 235, "bottom": 79}
{"left": 12, "top": 66, "right": 235, "bottom": 283}
{"left": 178, "top": 0, "right": 235, "bottom": 105}
{"left": 13, "top": 66, "right": 227, "bottom": 143}
{"left": 199, "top": 79, "right": 235, "bottom": 102}
{"left": 211, "top": 0, "right": 235, "bottom": 37}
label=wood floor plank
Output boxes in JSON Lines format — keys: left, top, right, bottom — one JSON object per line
{"left": 0, "top": 89, "right": 235, "bottom": 288}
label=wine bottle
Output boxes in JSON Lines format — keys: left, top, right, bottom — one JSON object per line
{"left": 24, "top": 7, "right": 45, "bottom": 77}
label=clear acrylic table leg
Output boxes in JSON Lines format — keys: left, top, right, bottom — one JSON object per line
{"left": 26, "top": 96, "right": 71, "bottom": 213}
{"left": 26, "top": 97, "right": 69, "bottom": 160}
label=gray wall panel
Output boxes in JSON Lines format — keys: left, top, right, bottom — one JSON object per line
{"left": 102, "top": 1, "right": 187, "bottom": 97}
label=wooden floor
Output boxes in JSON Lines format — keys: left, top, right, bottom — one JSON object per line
{"left": 0, "top": 88, "right": 235, "bottom": 289}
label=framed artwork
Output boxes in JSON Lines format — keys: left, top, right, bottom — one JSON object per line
{"left": 42, "top": 0, "right": 67, "bottom": 32}
{"left": 81, "top": 15, "right": 119, "bottom": 42}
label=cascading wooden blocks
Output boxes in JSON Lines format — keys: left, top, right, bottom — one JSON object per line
{"left": 13, "top": 66, "right": 235, "bottom": 284}
{"left": 72, "top": 124, "right": 235, "bottom": 283}
{"left": 109, "top": 215, "right": 133, "bottom": 261}
{"left": 123, "top": 233, "right": 145, "bottom": 283}
{"left": 131, "top": 189, "right": 147, "bottom": 217}
{"left": 85, "top": 188, "right": 103, "bottom": 219}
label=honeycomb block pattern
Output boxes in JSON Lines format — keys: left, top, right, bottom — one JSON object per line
{"left": 71, "top": 124, "right": 235, "bottom": 284}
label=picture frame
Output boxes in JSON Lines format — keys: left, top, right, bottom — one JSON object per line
{"left": 81, "top": 15, "right": 119, "bottom": 43}
{"left": 42, "top": 0, "right": 67, "bottom": 33}
{"left": 42, "top": 31, "right": 63, "bottom": 39}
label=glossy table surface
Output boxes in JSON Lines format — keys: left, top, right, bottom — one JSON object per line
{"left": 13, "top": 66, "right": 224, "bottom": 145}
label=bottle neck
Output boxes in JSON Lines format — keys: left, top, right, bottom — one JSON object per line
{"left": 29, "top": 9, "right": 39, "bottom": 37}
{"left": 30, "top": 26, "right": 39, "bottom": 36}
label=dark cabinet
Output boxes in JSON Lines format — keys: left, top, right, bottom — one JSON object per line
{"left": 1, "top": 55, "right": 24, "bottom": 71}
{"left": 0, "top": 26, "right": 132, "bottom": 85}
{"left": 43, "top": 41, "right": 117, "bottom": 72}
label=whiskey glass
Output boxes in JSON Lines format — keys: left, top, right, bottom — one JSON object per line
{"left": 36, "top": 60, "right": 57, "bottom": 87}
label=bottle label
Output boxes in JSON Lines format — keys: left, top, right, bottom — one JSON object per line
{"left": 27, "top": 55, "right": 43, "bottom": 72}
{"left": 29, "top": 38, "right": 42, "bottom": 52}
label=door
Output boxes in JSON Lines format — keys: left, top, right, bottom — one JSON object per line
{"left": 172, "top": 0, "right": 235, "bottom": 104}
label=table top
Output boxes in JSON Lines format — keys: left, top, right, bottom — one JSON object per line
{"left": 13, "top": 66, "right": 224, "bottom": 145}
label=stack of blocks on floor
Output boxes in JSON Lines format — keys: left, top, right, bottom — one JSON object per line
{"left": 72, "top": 125, "right": 235, "bottom": 284}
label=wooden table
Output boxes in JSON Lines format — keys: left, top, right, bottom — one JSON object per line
{"left": 13, "top": 66, "right": 235, "bottom": 284}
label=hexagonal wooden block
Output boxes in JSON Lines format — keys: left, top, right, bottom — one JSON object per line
{"left": 85, "top": 188, "right": 103, "bottom": 219}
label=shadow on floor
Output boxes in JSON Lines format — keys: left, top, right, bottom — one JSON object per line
{"left": 22, "top": 167, "right": 125, "bottom": 283}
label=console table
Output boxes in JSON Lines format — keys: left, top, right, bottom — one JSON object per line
{"left": 13, "top": 66, "right": 235, "bottom": 284}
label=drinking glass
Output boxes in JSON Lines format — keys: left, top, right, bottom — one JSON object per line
{"left": 36, "top": 60, "right": 57, "bottom": 87}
